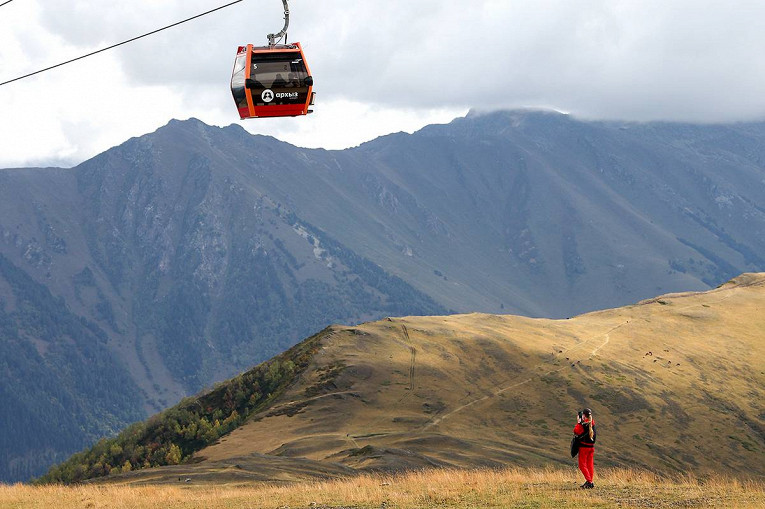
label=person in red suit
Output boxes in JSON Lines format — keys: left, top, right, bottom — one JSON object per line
{"left": 574, "top": 408, "right": 596, "bottom": 488}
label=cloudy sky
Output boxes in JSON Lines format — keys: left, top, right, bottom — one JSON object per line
{"left": 1, "top": 0, "right": 765, "bottom": 168}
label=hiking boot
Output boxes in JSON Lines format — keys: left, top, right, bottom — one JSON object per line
{"left": 585, "top": 481, "right": 595, "bottom": 489}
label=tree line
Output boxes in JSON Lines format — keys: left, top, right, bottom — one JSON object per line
{"left": 37, "top": 328, "right": 326, "bottom": 484}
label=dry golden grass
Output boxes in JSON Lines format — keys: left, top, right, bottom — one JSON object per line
{"left": 3, "top": 468, "right": 764, "bottom": 508}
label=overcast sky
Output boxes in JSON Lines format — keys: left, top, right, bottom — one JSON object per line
{"left": 2, "top": 0, "right": 765, "bottom": 168}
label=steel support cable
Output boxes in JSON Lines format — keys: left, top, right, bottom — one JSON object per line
{"left": 0, "top": 0, "right": 16, "bottom": 8}
{"left": 0, "top": 0, "right": 244, "bottom": 87}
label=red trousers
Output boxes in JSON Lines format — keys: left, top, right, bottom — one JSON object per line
{"left": 578, "top": 447, "right": 595, "bottom": 482}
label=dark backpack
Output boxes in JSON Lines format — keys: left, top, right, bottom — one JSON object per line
{"left": 570, "top": 435, "right": 580, "bottom": 457}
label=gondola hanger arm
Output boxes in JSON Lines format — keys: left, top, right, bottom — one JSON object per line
{"left": 267, "top": 0, "right": 290, "bottom": 47}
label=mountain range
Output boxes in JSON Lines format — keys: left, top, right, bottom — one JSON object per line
{"left": 2, "top": 109, "right": 765, "bottom": 481}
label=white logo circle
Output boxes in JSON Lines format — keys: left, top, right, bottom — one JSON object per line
{"left": 261, "top": 89, "right": 274, "bottom": 103}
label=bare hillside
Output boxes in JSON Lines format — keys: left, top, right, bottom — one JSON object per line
{"left": 99, "top": 273, "right": 765, "bottom": 483}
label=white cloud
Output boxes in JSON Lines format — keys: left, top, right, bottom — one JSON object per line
{"left": 2, "top": 0, "right": 765, "bottom": 167}
{"left": 240, "top": 100, "right": 466, "bottom": 150}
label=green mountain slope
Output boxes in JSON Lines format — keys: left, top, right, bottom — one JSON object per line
{"left": 0, "top": 254, "right": 143, "bottom": 482}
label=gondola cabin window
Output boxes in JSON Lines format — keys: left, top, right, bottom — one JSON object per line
{"left": 250, "top": 54, "right": 307, "bottom": 89}
{"left": 231, "top": 54, "right": 247, "bottom": 110}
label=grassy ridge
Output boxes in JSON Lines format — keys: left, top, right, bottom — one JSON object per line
{"left": 5, "top": 468, "right": 765, "bottom": 508}
{"left": 36, "top": 328, "right": 329, "bottom": 484}
{"left": 194, "top": 275, "right": 765, "bottom": 478}
{"left": 35, "top": 274, "right": 765, "bottom": 485}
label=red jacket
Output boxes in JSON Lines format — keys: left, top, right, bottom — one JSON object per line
{"left": 574, "top": 419, "right": 596, "bottom": 447}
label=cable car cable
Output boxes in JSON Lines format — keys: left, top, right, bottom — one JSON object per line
{"left": 0, "top": 0, "right": 17, "bottom": 8}
{"left": 0, "top": 0, "right": 243, "bottom": 87}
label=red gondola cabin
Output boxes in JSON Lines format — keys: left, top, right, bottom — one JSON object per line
{"left": 231, "top": 42, "right": 314, "bottom": 119}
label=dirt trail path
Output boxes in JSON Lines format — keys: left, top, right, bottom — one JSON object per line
{"left": 402, "top": 325, "right": 416, "bottom": 391}
{"left": 424, "top": 288, "right": 739, "bottom": 431}
{"left": 423, "top": 320, "right": 631, "bottom": 430}
{"left": 387, "top": 323, "right": 417, "bottom": 403}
